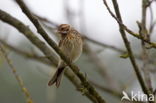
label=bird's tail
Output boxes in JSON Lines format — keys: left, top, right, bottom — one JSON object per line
{"left": 48, "top": 67, "right": 65, "bottom": 87}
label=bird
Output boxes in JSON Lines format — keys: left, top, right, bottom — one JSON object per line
{"left": 48, "top": 24, "right": 83, "bottom": 87}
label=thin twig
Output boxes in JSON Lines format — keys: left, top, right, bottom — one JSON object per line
{"left": 0, "top": 43, "right": 34, "bottom": 103}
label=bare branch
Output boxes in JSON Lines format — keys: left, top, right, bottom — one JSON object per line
{"left": 140, "top": 0, "right": 153, "bottom": 92}
{"left": 102, "top": 0, "right": 153, "bottom": 103}
{"left": 14, "top": 0, "right": 106, "bottom": 102}
{"left": 1, "top": 38, "right": 124, "bottom": 101}
{"left": 0, "top": 6, "right": 106, "bottom": 103}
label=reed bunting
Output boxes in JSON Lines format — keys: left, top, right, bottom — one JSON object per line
{"left": 48, "top": 24, "right": 83, "bottom": 87}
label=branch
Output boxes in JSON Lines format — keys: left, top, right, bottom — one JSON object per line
{"left": 35, "top": 14, "right": 156, "bottom": 65}
{"left": 0, "top": 39, "right": 99, "bottom": 103}
{"left": 0, "top": 8, "right": 105, "bottom": 103}
{"left": 34, "top": 13, "right": 156, "bottom": 65}
{"left": 39, "top": 4, "right": 118, "bottom": 91}
{"left": 14, "top": 0, "right": 107, "bottom": 102}
{"left": 148, "top": 1, "right": 156, "bottom": 37}
{"left": 102, "top": 0, "right": 156, "bottom": 49}
{"left": 0, "top": 43, "right": 34, "bottom": 103}
{"left": 102, "top": 0, "right": 153, "bottom": 103}
{"left": 0, "top": 39, "right": 54, "bottom": 66}
{"left": 1, "top": 38, "right": 123, "bottom": 101}
{"left": 2, "top": 33, "right": 147, "bottom": 103}
{"left": 35, "top": 10, "right": 156, "bottom": 92}
{"left": 34, "top": 12, "right": 127, "bottom": 54}
{"left": 140, "top": 0, "right": 153, "bottom": 92}
{"left": 39, "top": 15, "right": 117, "bottom": 88}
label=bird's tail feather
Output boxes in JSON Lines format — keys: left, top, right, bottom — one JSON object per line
{"left": 48, "top": 67, "right": 65, "bottom": 87}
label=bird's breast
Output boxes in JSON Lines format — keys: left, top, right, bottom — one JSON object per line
{"left": 60, "top": 34, "right": 83, "bottom": 62}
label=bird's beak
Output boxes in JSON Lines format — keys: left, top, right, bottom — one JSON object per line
{"left": 57, "top": 31, "right": 68, "bottom": 35}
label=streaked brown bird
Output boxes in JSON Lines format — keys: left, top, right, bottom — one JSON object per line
{"left": 48, "top": 24, "right": 83, "bottom": 87}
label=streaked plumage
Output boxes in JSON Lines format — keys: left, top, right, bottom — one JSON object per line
{"left": 48, "top": 24, "right": 83, "bottom": 87}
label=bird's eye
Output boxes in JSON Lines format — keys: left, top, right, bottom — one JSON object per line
{"left": 66, "top": 28, "right": 69, "bottom": 31}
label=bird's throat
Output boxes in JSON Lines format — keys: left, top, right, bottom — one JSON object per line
{"left": 61, "top": 33, "right": 68, "bottom": 38}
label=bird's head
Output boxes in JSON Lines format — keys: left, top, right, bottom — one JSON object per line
{"left": 57, "top": 24, "right": 71, "bottom": 35}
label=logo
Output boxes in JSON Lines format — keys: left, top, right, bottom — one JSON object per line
{"left": 121, "top": 91, "right": 130, "bottom": 101}
{"left": 121, "top": 91, "right": 155, "bottom": 102}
